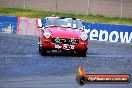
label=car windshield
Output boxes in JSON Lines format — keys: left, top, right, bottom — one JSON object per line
{"left": 58, "top": 18, "right": 72, "bottom": 27}
{"left": 76, "top": 20, "right": 84, "bottom": 29}
{"left": 44, "top": 17, "right": 83, "bottom": 29}
{"left": 45, "top": 18, "right": 58, "bottom": 27}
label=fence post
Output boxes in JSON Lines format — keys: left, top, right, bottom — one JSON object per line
{"left": 87, "top": 0, "right": 90, "bottom": 15}
{"left": 120, "top": 0, "right": 123, "bottom": 18}
{"left": 56, "top": 0, "right": 58, "bottom": 12}
{"left": 23, "top": 0, "right": 26, "bottom": 9}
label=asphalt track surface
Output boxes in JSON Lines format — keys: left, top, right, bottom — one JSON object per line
{"left": 0, "top": 33, "right": 132, "bottom": 88}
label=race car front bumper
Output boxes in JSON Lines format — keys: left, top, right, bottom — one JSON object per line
{"left": 41, "top": 37, "right": 88, "bottom": 51}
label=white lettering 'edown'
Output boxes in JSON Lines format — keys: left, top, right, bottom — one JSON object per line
{"left": 99, "top": 30, "right": 108, "bottom": 41}
{"left": 84, "top": 28, "right": 132, "bottom": 43}
{"left": 90, "top": 29, "right": 98, "bottom": 40}
{"left": 120, "top": 32, "right": 132, "bottom": 43}
{"left": 109, "top": 31, "right": 119, "bottom": 42}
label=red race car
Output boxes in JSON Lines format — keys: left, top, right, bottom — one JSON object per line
{"left": 38, "top": 16, "right": 88, "bottom": 56}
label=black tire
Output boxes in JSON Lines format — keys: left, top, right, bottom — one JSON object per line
{"left": 39, "top": 46, "right": 41, "bottom": 52}
{"left": 40, "top": 46, "right": 47, "bottom": 56}
{"left": 76, "top": 49, "right": 87, "bottom": 57}
{"left": 80, "top": 50, "right": 87, "bottom": 57}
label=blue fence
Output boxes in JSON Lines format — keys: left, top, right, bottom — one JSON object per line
{"left": 0, "top": 16, "right": 18, "bottom": 34}
{"left": 84, "top": 22, "right": 132, "bottom": 43}
{"left": 0, "top": 16, "right": 132, "bottom": 43}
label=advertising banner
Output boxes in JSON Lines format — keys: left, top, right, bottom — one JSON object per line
{"left": 0, "top": 16, "right": 18, "bottom": 34}
{"left": 84, "top": 22, "right": 132, "bottom": 43}
{"left": 17, "top": 17, "right": 40, "bottom": 36}
{"left": 0, "top": 16, "right": 132, "bottom": 43}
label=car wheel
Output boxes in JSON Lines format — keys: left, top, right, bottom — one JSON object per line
{"left": 40, "top": 46, "right": 47, "bottom": 56}
{"left": 81, "top": 50, "right": 87, "bottom": 57}
{"left": 77, "top": 50, "right": 87, "bottom": 57}
{"left": 39, "top": 46, "right": 41, "bottom": 52}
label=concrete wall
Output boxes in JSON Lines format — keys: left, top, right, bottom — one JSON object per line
{"left": 0, "top": 0, "right": 132, "bottom": 18}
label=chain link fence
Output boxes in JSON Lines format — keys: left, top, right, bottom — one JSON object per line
{"left": 0, "top": 0, "right": 132, "bottom": 18}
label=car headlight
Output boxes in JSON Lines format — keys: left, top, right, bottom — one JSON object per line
{"left": 80, "top": 33, "right": 88, "bottom": 41}
{"left": 43, "top": 32, "right": 51, "bottom": 38}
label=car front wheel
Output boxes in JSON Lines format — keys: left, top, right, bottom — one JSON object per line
{"left": 40, "top": 46, "right": 47, "bottom": 56}
{"left": 77, "top": 49, "right": 87, "bottom": 57}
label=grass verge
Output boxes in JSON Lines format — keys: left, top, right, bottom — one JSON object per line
{"left": 0, "top": 7, "right": 132, "bottom": 25}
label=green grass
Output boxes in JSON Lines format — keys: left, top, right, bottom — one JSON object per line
{"left": 0, "top": 7, "right": 132, "bottom": 25}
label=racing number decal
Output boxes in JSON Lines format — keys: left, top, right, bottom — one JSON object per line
{"left": 55, "top": 45, "right": 62, "bottom": 49}
{"left": 55, "top": 44, "right": 74, "bottom": 50}
{"left": 70, "top": 45, "right": 75, "bottom": 49}
{"left": 63, "top": 44, "right": 75, "bottom": 50}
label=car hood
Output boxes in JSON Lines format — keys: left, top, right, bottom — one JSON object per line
{"left": 45, "top": 27, "right": 84, "bottom": 38}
